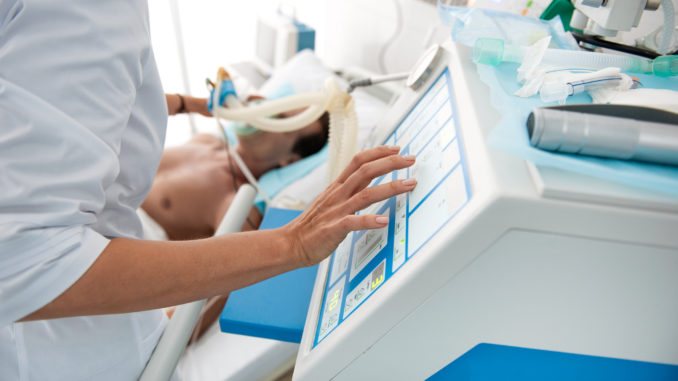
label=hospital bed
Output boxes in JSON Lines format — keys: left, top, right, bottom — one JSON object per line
{"left": 140, "top": 50, "right": 395, "bottom": 381}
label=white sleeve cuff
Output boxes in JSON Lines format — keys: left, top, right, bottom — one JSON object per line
{"left": 0, "top": 226, "right": 110, "bottom": 326}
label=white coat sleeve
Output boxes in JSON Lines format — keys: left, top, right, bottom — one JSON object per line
{"left": 0, "top": 75, "right": 115, "bottom": 325}
{"left": 0, "top": 0, "right": 166, "bottom": 326}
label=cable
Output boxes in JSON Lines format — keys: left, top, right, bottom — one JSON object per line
{"left": 214, "top": 114, "right": 258, "bottom": 230}
{"left": 660, "top": 0, "right": 675, "bottom": 55}
{"left": 212, "top": 72, "right": 272, "bottom": 207}
{"left": 572, "top": 32, "right": 661, "bottom": 59}
{"left": 378, "top": 0, "right": 404, "bottom": 74}
{"left": 212, "top": 74, "right": 264, "bottom": 228}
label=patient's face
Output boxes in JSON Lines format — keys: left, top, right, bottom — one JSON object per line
{"left": 237, "top": 106, "right": 324, "bottom": 168}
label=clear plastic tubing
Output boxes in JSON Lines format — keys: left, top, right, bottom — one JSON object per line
{"left": 660, "top": 0, "right": 675, "bottom": 55}
{"left": 473, "top": 38, "right": 678, "bottom": 77}
{"left": 216, "top": 92, "right": 328, "bottom": 132}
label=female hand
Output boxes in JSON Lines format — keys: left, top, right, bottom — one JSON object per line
{"left": 283, "top": 145, "right": 416, "bottom": 266}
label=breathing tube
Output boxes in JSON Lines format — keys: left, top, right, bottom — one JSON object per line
{"left": 660, "top": 0, "right": 675, "bottom": 56}
{"left": 473, "top": 37, "right": 678, "bottom": 77}
{"left": 211, "top": 68, "right": 358, "bottom": 207}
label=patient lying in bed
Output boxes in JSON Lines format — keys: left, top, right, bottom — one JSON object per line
{"left": 154, "top": 51, "right": 389, "bottom": 381}
{"left": 141, "top": 106, "right": 329, "bottom": 240}
{"left": 137, "top": 100, "right": 329, "bottom": 339}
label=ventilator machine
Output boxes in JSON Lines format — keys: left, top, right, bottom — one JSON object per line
{"left": 288, "top": 41, "right": 678, "bottom": 379}
{"left": 198, "top": 34, "right": 678, "bottom": 379}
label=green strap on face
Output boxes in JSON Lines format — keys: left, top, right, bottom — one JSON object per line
{"left": 233, "top": 121, "right": 259, "bottom": 136}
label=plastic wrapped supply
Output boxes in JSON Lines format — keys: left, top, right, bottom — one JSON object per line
{"left": 473, "top": 38, "right": 678, "bottom": 77}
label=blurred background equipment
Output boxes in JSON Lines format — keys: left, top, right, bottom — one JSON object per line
{"left": 254, "top": 7, "right": 316, "bottom": 75}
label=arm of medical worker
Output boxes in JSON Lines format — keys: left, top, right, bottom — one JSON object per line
{"left": 21, "top": 146, "right": 416, "bottom": 321}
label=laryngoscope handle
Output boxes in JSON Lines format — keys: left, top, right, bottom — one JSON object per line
{"left": 527, "top": 106, "right": 678, "bottom": 166}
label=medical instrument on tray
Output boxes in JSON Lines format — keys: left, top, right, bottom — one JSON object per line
{"left": 539, "top": 67, "right": 634, "bottom": 103}
{"left": 473, "top": 37, "right": 678, "bottom": 77}
{"left": 527, "top": 104, "right": 678, "bottom": 166}
{"left": 348, "top": 44, "right": 444, "bottom": 92}
{"left": 211, "top": 68, "right": 358, "bottom": 190}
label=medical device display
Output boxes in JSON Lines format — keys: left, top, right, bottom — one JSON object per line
{"left": 527, "top": 104, "right": 678, "bottom": 166}
{"left": 313, "top": 68, "right": 471, "bottom": 346}
{"left": 473, "top": 37, "right": 678, "bottom": 77}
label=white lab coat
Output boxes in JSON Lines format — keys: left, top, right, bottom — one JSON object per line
{"left": 0, "top": 0, "right": 170, "bottom": 379}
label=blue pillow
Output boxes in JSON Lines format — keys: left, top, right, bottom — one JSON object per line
{"left": 254, "top": 145, "right": 327, "bottom": 213}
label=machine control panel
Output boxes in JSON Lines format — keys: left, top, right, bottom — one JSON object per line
{"left": 314, "top": 69, "right": 472, "bottom": 347}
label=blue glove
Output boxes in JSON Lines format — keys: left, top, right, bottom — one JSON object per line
{"left": 207, "top": 79, "right": 238, "bottom": 114}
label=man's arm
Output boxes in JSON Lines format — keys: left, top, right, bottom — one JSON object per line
{"left": 166, "top": 93, "right": 211, "bottom": 117}
{"left": 21, "top": 147, "right": 416, "bottom": 321}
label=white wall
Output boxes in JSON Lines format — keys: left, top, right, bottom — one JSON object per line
{"left": 149, "top": 0, "right": 305, "bottom": 146}
{"left": 320, "top": 0, "right": 441, "bottom": 74}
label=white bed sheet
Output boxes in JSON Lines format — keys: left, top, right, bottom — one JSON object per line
{"left": 177, "top": 323, "right": 297, "bottom": 381}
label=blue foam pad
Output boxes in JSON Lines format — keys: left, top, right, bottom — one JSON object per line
{"left": 219, "top": 208, "right": 318, "bottom": 343}
{"left": 428, "top": 343, "right": 678, "bottom": 380}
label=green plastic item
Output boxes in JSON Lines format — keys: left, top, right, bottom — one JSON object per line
{"left": 472, "top": 38, "right": 523, "bottom": 66}
{"left": 540, "top": 0, "right": 580, "bottom": 33}
{"left": 653, "top": 55, "right": 678, "bottom": 77}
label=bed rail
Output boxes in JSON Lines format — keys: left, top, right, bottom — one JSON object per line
{"left": 139, "top": 184, "right": 257, "bottom": 381}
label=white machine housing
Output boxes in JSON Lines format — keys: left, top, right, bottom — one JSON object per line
{"left": 571, "top": 0, "right": 656, "bottom": 37}
{"left": 254, "top": 11, "right": 315, "bottom": 75}
{"left": 292, "top": 41, "right": 678, "bottom": 380}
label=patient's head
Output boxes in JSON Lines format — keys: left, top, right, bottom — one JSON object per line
{"left": 236, "top": 99, "right": 330, "bottom": 171}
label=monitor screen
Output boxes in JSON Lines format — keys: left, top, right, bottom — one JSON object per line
{"left": 313, "top": 68, "right": 472, "bottom": 347}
